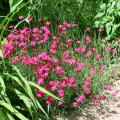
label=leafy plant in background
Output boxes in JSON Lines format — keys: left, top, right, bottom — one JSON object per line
{"left": 29, "top": 0, "right": 103, "bottom": 31}
{"left": 95, "top": 0, "right": 120, "bottom": 39}
{"left": 0, "top": 0, "right": 105, "bottom": 33}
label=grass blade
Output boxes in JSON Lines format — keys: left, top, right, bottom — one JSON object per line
{"left": 0, "top": 101, "right": 28, "bottom": 120}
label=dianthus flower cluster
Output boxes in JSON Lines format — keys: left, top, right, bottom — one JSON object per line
{"left": 2, "top": 17, "right": 116, "bottom": 107}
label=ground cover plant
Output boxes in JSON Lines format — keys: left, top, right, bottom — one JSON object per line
{"left": 1, "top": 17, "right": 119, "bottom": 119}
{"left": 0, "top": 0, "right": 120, "bottom": 119}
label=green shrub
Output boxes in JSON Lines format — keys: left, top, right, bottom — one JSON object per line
{"left": 95, "top": 0, "right": 120, "bottom": 39}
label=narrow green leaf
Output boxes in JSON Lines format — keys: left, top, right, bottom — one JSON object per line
{"left": 29, "top": 81, "right": 61, "bottom": 101}
{"left": 0, "top": 75, "right": 11, "bottom": 103}
{"left": 0, "top": 109, "right": 9, "bottom": 120}
{"left": 7, "top": 87, "right": 33, "bottom": 118}
{"left": 0, "top": 101, "right": 28, "bottom": 120}
{"left": 9, "top": 0, "right": 23, "bottom": 12}
{"left": 0, "top": 50, "right": 3, "bottom": 59}
{"left": 6, "top": 112, "right": 15, "bottom": 120}
{"left": 0, "top": 109, "right": 14, "bottom": 120}
{"left": 0, "top": 75, "right": 6, "bottom": 95}
{"left": 35, "top": 99, "right": 49, "bottom": 118}
{"left": 4, "top": 73, "right": 23, "bottom": 87}
{"left": 12, "top": 66, "right": 49, "bottom": 118}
